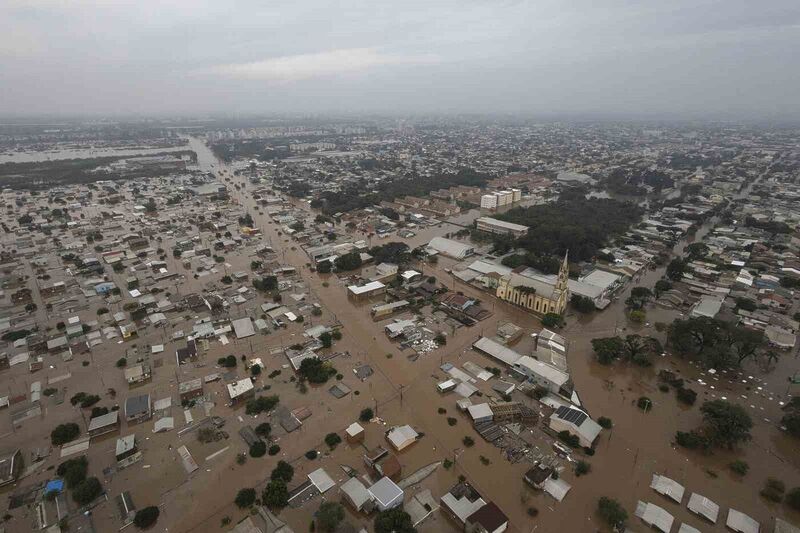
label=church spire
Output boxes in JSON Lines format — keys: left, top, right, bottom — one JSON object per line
{"left": 556, "top": 250, "right": 569, "bottom": 292}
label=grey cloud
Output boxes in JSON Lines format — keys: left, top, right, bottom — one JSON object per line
{"left": 0, "top": 0, "right": 798, "bottom": 118}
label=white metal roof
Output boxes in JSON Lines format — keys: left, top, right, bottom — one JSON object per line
{"left": 635, "top": 501, "right": 674, "bottom": 533}
{"left": 231, "top": 317, "right": 255, "bottom": 339}
{"left": 340, "top": 477, "right": 371, "bottom": 508}
{"left": 88, "top": 410, "right": 119, "bottom": 431}
{"left": 726, "top": 509, "right": 759, "bottom": 533}
{"left": 543, "top": 477, "right": 571, "bottom": 502}
{"left": 369, "top": 477, "right": 404, "bottom": 507}
{"left": 308, "top": 468, "right": 335, "bottom": 493}
{"left": 678, "top": 523, "right": 701, "bottom": 533}
{"left": 476, "top": 217, "right": 529, "bottom": 232}
{"left": 467, "top": 403, "right": 493, "bottom": 420}
{"left": 473, "top": 336, "right": 522, "bottom": 366}
{"left": 650, "top": 474, "right": 686, "bottom": 504}
{"left": 345, "top": 423, "right": 364, "bottom": 437}
{"left": 514, "top": 356, "right": 570, "bottom": 387}
{"left": 687, "top": 492, "right": 719, "bottom": 523}
{"left": 227, "top": 378, "right": 254, "bottom": 399}
{"left": 348, "top": 281, "right": 385, "bottom": 295}
{"left": 387, "top": 425, "right": 418, "bottom": 450}
{"left": 116, "top": 434, "right": 135, "bottom": 456}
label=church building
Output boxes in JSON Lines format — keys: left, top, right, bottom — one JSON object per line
{"left": 495, "top": 253, "right": 570, "bottom": 316}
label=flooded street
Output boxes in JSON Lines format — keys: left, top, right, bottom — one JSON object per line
{"left": 179, "top": 137, "right": 800, "bottom": 532}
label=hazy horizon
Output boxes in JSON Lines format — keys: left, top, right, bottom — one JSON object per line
{"left": 2, "top": 0, "right": 799, "bottom": 120}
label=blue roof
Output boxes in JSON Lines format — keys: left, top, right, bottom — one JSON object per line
{"left": 46, "top": 479, "right": 64, "bottom": 493}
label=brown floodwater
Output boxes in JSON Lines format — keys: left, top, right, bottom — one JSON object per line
{"left": 144, "top": 138, "right": 800, "bottom": 533}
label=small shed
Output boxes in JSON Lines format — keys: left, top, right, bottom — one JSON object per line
{"left": 386, "top": 425, "right": 419, "bottom": 451}
{"left": 345, "top": 422, "right": 364, "bottom": 444}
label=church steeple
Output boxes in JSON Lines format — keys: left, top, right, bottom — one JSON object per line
{"left": 556, "top": 250, "right": 569, "bottom": 293}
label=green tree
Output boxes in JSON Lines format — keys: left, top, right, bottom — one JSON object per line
{"left": 786, "top": 487, "right": 800, "bottom": 511}
{"left": 374, "top": 508, "right": 416, "bottom": 533}
{"left": 699, "top": 400, "right": 753, "bottom": 449}
{"left": 72, "top": 477, "right": 103, "bottom": 505}
{"left": 570, "top": 294, "right": 595, "bottom": 313}
{"left": 334, "top": 252, "right": 362, "bottom": 271}
{"left": 235, "top": 488, "right": 256, "bottom": 508}
{"left": 298, "top": 358, "right": 336, "bottom": 384}
{"left": 597, "top": 497, "right": 627, "bottom": 529}
{"left": 51, "top": 423, "right": 81, "bottom": 446}
{"left": 654, "top": 279, "right": 672, "bottom": 298}
{"left": 316, "top": 502, "right": 345, "bottom": 533}
{"left": 262, "top": 480, "right": 289, "bottom": 509}
{"left": 253, "top": 276, "right": 278, "bottom": 292}
{"left": 324, "top": 432, "right": 342, "bottom": 449}
{"left": 626, "top": 286, "right": 653, "bottom": 309}
{"left": 316, "top": 260, "right": 332, "bottom": 274}
{"left": 270, "top": 461, "right": 294, "bottom": 483}
{"left": 245, "top": 395, "right": 280, "bottom": 415}
{"left": 541, "top": 313, "right": 561, "bottom": 328}
{"left": 319, "top": 331, "right": 332, "bottom": 348}
{"left": 592, "top": 336, "right": 624, "bottom": 365}
{"left": 666, "top": 258, "right": 690, "bottom": 281}
{"left": 249, "top": 441, "right": 267, "bottom": 458}
{"left": 359, "top": 408, "right": 374, "bottom": 422}
{"left": 57, "top": 457, "right": 88, "bottom": 488}
{"left": 133, "top": 506, "right": 160, "bottom": 529}
{"left": 729, "top": 460, "right": 749, "bottom": 476}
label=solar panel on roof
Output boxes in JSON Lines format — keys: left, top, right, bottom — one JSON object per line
{"left": 559, "top": 408, "right": 587, "bottom": 425}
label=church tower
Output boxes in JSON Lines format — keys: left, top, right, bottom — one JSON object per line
{"left": 551, "top": 250, "right": 570, "bottom": 314}
{"left": 556, "top": 250, "right": 569, "bottom": 293}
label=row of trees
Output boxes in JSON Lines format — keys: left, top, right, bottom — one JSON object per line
{"left": 591, "top": 334, "right": 661, "bottom": 367}
{"left": 667, "top": 316, "right": 764, "bottom": 369}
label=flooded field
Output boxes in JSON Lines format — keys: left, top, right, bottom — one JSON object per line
{"left": 0, "top": 142, "right": 190, "bottom": 163}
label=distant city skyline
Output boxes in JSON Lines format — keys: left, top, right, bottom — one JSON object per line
{"left": 1, "top": 0, "right": 799, "bottom": 119}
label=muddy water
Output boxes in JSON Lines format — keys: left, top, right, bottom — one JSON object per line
{"left": 177, "top": 138, "right": 800, "bottom": 533}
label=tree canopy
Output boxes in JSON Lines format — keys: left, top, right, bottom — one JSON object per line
{"left": 334, "top": 252, "right": 362, "bottom": 271}
{"left": 597, "top": 497, "right": 628, "bottom": 529}
{"left": 235, "top": 488, "right": 256, "bottom": 509}
{"left": 298, "top": 357, "right": 337, "bottom": 384}
{"left": 374, "top": 508, "right": 416, "bottom": 533}
{"left": 51, "top": 423, "right": 81, "bottom": 446}
{"left": 270, "top": 461, "right": 294, "bottom": 483}
{"left": 667, "top": 317, "right": 764, "bottom": 368}
{"left": 497, "top": 188, "right": 643, "bottom": 262}
{"left": 133, "top": 506, "right": 160, "bottom": 529}
{"left": 316, "top": 502, "right": 345, "bottom": 533}
{"left": 262, "top": 480, "right": 289, "bottom": 509}
{"left": 700, "top": 400, "right": 753, "bottom": 449}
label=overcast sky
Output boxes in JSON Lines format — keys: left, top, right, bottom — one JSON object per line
{"left": 1, "top": 0, "right": 799, "bottom": 119}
